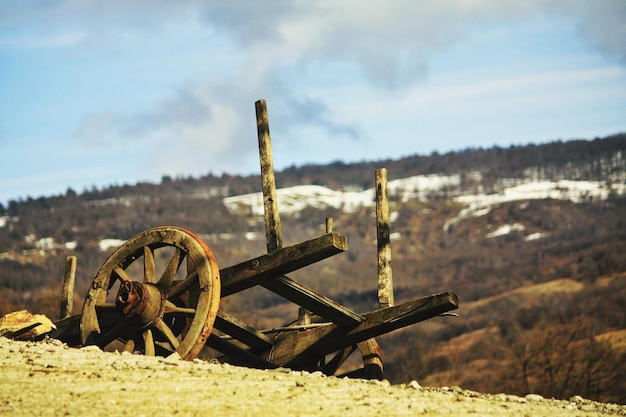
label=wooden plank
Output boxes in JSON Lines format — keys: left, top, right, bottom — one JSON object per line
{"left": 268, "top": 292, "right": 459, "bottom": 368}
{"left": 376, "top": 168, "right": 394, "bottom": 308}
{"left": 219, "top": 232, "right": 347, "bottom": 296}
{"left": 213, "top": 311, "right": 273, "bottom": 352}
{"left": 261, "top": 276, "right": 364, "bottom": 327}
{"left": 255, "top": 99, "right": 282, "bottom": 253}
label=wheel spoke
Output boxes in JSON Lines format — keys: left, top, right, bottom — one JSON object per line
{"left": 164, "top": 300, "right": 196, "bottom": 315}
{"left": 143, "top": 246, "right": 156, "bottom": 283}
{"left": 158, "top": 248, "right": 184, "bottom": 290}
{"left": 113, "top": 266, "right": 132, "bottom": 283}
{"left": 166, "top": 271, "right": 198, "bottom": 298}
{"left": 154, "top": 318, "right": 180, "bottom": 349}
{"left": 143, "top": 329, "right": 155, "bottom": 356}
{"left": 123, "top": 336, "right": 136, "bottom": 353}
{"left": 322, "top": 345, "right": 357, "bottom": 375}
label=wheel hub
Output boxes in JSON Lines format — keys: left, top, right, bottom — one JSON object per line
{"left": 116, "top": 280, "right": 163, "bottom": 328}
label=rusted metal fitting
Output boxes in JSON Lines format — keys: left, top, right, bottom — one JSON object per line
{"left": 115, "top": 280, "right": 163, "bottom": 328}
{"left": 116, "top": 281, "right": 145, "bottom": 315}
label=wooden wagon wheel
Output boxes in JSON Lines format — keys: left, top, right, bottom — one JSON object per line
{"left": 80, "top": 226, "right": 221, "bottom": 360}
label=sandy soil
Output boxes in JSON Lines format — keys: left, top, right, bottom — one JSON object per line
{"left": 1, "top": 337, "right": 624, "bottom": 417}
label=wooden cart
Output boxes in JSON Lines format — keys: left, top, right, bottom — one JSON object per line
{"left": 49, "top": 100, "right": 459, "bottom": 380}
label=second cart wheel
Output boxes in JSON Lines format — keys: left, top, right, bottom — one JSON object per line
{"left": 321, "top": 337, "right": 384, "bottom": 380}
{"left": 80, "top": 226, "right": 221, "bottom": 360}
{"left": 275, "top": 315, "right": 384, "bottom": 379}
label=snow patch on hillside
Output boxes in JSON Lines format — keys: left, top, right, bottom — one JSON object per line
{"left": 223, "top": 174, "right": 461, "bottom": 215}
{"left": 486, "top": 223, "right": 525, "bottom": 238}
{"left": 445, "top": 180, "right": 625, "bottom": 231}
{"left": 223, "top": 174, "right": 625, "bottom": 245}
{"left": 99, "top": 239, "right": 126, "bottom": 252}
{"left": 524, "top": 232, "right": 547, "bottom": 241}
{"left": 224, "top": 175, "right": 625, "bottom": 231}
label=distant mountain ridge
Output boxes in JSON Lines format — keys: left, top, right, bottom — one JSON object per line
{"left": 3, "top": 132, "right": 624, "bottom": 210}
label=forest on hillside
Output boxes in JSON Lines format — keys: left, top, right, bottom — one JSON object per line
{"left": 1, "top": 133, "right": 625, "bottom": 403}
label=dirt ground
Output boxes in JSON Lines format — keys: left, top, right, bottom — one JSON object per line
{"left": 1, "top": 337, "right": 624, "bottom": 417}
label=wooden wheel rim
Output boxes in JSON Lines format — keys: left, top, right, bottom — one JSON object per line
{"left": 325, "top": 337, "right": 384, "bottom": 380}
{"left": 80, "top": 226, "right": 221, "bottom": 360}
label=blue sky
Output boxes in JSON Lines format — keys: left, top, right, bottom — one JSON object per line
{"left": 1, "top": 1, "right": 625, "bottom": 206}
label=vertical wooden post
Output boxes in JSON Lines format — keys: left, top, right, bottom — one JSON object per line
{"left": 256, "top": 99, "right": 312, "bottom": 323}
{"left": 60, "top": 256, "right": 76, "bottom": 319}
{"left": 325, "top": 217, "right": 333, "bottom": 233}
{"left": 376, "top": 168, "right": 394, "bottom": 308}
{"left": 255, "top": 99, "right": 283, "bottom": 253}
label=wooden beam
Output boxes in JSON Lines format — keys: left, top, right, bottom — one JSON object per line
{"left": 261, "top": 276, "right": 364, "bottom": 328}
{"left": 219, "top": 232, "right": 347, "bottom": 296}
{"left": 213, "top": 311, "right": 273, "bottom": 352}
{"left": 268, "top": 292, "right": 459, "bottom": 367}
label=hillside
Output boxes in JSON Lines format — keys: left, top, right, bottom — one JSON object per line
{"left": 1, "top": 133, "right": 625, "bottom": 404}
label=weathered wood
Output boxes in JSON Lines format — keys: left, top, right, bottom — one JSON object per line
{"left": 52, "top": 304, "right": 129, "bottom": 347}
{"left": 268, "top": 292, "right": 459, "bottom": 367}
{"left": 0, "top": 310, "right": 57, "bottom": 340}
{"left": 261, "top": 276, "right": 364, "bottom": 327}
{"left": 256, "top": 99, "right": 282, "bottom": 253}
{"left": 213, "top": 311, "right": 273, "bottom": 352}
{"left": 50, "top": 314, "right": 82, "bottom": 346}
{"left": 376, "top": 168, "right": 394, "bottom": 308}
{"left": 60, "top": 256, "right": 77, "bottom": 320}
{"left": 325, "top": 217, "right": 333, "bottom": 233}
{"left": 219, "top": 232, "right": 347, "bottom": 296}
{"left": 80, "top": 227, "right": 222, "bottom": 361}
{"left": 206, "top": 333, "right": 276, "bottom": 369}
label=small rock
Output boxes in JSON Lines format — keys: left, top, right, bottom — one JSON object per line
{"left": 569, "top": 395, "right": 585, "bottom": 404}
{"left": 408, "top": 380, "right": 422, "bottom": 390}
{"left": 525, "top": 393, "right": 544, "bottom": 402}
{"left": 79, "top": 345, "right": 102, "bottom": 352}
{"left": 450, "top": 386, "right": 463, "bottom": 394}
